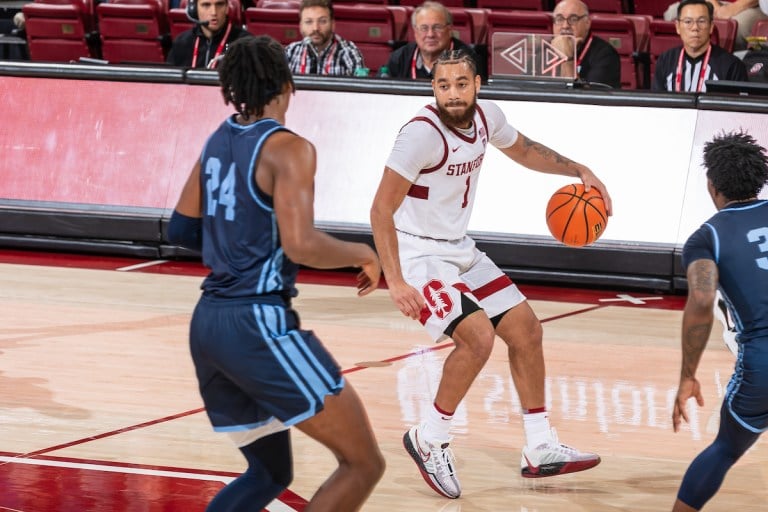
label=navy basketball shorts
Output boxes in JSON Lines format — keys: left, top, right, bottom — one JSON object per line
{"left": 189, "top": 294, "right": 344, "bottom": 436}
{"left": 725, "top": 336, "right": 768, "bottom": 432}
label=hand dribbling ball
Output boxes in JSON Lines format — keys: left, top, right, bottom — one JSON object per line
{"left": 546, "top": 183, "right": 608, "bottom": 247}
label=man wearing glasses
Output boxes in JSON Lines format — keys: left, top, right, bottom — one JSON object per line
{"left": 653, "top": 0, "right": 747, "bottom": 92}
{"left": 664, "top": 0, "right": 768, "bottom": 51}
{"left": 381, "top": 1, "right": 485, "bottom": 80}
{"left": 550, "top": 0, "right": 621, "bottom": 88}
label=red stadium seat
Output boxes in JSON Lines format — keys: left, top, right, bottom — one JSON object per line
{"left": 243, "top": 7, "right": 299, "bottom": 45}
{"left": 713, "top": 18, "right": 737, "bottom": 53}
{"left": 398, "top": 0, "right": 464, "bottom": 6}
{"left": 589, "top": 13, "right": 641, "bottom": 88}
{"left": 255, "top": 0, "right": 299, "bottom": 6}
{"left": 477, "top": 0, "right": 548, "bottom": 12}
{"left": 486, "top": 10, "right": 553, "bottom": 75}
{"left": 97, "top": 0, "right": 171, "bottom": 64}
{"left": 22, "top": 0, "right": 99, "bottom": 62}
{"left": 751, "top": 18, "right": 768, "bottom": 37}
{"left": 333, "top": 4, "right": 400, "bottom": 73}
{"left": 586, "top": 0, "right": 627, "bottom": 14}
{"left": 632, "top": 0, "right": 671, "bottom": 18}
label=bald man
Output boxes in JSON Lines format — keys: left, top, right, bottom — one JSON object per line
{"left": 551, "top": 0, "right": 621, "bottom": 88}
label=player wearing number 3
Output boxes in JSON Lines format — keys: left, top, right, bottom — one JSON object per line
{"left": 370, "top": 49, "right": 612, "bottom": 499}
{"left": 168, "top": 36, "right": 384, "bottom": 511}
{"left": 672, "top": 131, "right": 768, "bottom": 512}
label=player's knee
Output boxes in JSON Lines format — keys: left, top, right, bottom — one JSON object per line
{"left": 356, "top": 447, "right": 386, "bottom": 485}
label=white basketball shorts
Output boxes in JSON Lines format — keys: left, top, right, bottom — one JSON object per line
{"left": 396, "top": 230, "right": 526, "bottom": 341}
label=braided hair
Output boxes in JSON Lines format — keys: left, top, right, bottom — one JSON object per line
{"left": 433, "top": 49, "right": 478, "bottom": 77}
{"left": 704, "top": 130, "right": 768, "bottom": 201}
{"left": 218, "top": 35, "right": 295, "bottom": 119}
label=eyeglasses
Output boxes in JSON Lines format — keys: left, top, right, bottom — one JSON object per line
{"left": 415, "top": 23, "right": 449, "bottom": 34}
{"left": 677, "top": 17, "right": 711, "bottom": 28}
{"left": 553, "top": 14, "right": 588, "bottom": 25}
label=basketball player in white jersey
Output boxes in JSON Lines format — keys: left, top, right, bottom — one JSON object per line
{"left": 370, "top": 49, "right": 613, "bottom": 499}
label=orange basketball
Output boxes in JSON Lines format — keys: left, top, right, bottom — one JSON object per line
{"left": 546, "top": 183, "right": 608, "bottom": 247}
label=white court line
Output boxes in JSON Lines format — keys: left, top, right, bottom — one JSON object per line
{"left": 116, "top": 260, "right": 168, "bottom": 272}
{"left": 598, "top": 294, "right": 664, "bottom": 305}
{"left": 0, "top": 456, "right": 297, "bottom": 511}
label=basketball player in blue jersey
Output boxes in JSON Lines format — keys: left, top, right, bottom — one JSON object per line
{"left": 168, "top": 36, "right": 384, "bottom": 511}
{"left": 370, "top": 49, "right": 613, "bottom": 499}
{"left": 672, "top": 130, "right": 768, "bottom": 512}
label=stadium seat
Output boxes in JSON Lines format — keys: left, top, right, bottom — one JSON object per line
{"left": 486, "top": 9, "right": 553, "bottom": 75}
{"left": 333, "top": 4, "right": 400, "bottom": 73}
{"left": 22, "top": 0, "right": 99, "bottom": 62}
{"left": 713, "top": 18, "right": 737, "bottom": 53}
{"left": 243, "top": 7, "right": 299, "bottom": 45}
{"left": 632, "top": 0, "right": 671, "bottom": 18}
{"left": 751, "top": 18, "right": 768, "bottom": 37}
{"left": 255, "top": 0, "right": 299, "bottom": 6}
{"left": 586, "top": 0, "right": 627, "bottom": 14}
{"left": 477, "top": 0, "right": 549, "bottom": 11}
{"left": 398, "top": 0, "right": 464, "bottom": 6}
{"left": 589, "top": 13, "right": 641, "bottom": 88}
{"left": 169, "top": 0, "right": 242, "bottom": 41}
{"left": 97, "top": 0, "right": 171, "bottom": 64}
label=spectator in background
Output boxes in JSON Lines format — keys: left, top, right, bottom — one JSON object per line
{"left": 285, "top": 0, "right": 366, "bottom": 76}
{"left": 653, "top": 0, "right": 747, "bottom": 91}
{"left": 550, "top": 0, "right": 621, "bottom": 88}
{"left": 382, "top": 1, "right": 486, "bottom": 81}
{"left": 663, "top": 0, "right": 768, "bottom": 51}
{"left": 167, "top": 0, "right": 249, "bottom": 68}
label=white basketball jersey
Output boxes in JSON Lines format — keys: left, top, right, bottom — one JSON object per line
{"left": 385, "top": 100, "right": 518, "bottom": 240}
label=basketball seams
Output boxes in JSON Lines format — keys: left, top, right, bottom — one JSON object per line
{"left": 545, "top": 183, "right": 608, "bottom": 247}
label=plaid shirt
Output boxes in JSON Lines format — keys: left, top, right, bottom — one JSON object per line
{"left": 285, "top": 33, "right": 365, "bottom": 76}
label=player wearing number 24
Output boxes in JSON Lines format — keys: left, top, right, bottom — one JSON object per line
{"left": 168, "top": 36, "right": 384, "bottom": 511}
{"left": 370, "top": 49, "right": 613, "bottom": 499}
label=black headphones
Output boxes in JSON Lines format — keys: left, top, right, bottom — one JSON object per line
{"left": 186, "top": 0, "right": 201, "bottom": 23}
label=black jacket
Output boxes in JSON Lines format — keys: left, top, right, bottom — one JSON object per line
{"left": 383, "top": 38, "right": 487, "bottom": 81}
{"left": 578, "top": 34, "right": 621, "bottom": 89}
{"left": 167, "top": 22, "right": 249, "bottom": 68}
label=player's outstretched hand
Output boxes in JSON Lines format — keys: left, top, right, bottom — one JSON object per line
{"left": 356, "top": 248, "right": 381, "bottom": 297}
{"left": 672, "top": 377, "right": 704, "bottom": 433}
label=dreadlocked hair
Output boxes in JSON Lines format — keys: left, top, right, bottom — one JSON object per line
{"left": 704, "top": 130, "right": 768, "bottom": 201}
{"left": 433, "top": 49, "right": 477, "bottom": 77}
{"left": 218, "top": 35, "right": 295, "bottom": 119}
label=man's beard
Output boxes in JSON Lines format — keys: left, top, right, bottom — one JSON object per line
{"left": 436, "top": 98, "right": 477, "bottom": 128}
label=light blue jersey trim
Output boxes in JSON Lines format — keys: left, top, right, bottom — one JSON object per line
{"left": 703, "top": 223, "right": 720, "bottom": 263}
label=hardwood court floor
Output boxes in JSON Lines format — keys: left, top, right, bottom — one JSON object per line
{"left": 0, "top": 250, "right": 765, "bottom": 511}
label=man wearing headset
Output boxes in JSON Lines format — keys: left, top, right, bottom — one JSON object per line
{"left": 167, "top": 0, "right": 250, "bottom": 69}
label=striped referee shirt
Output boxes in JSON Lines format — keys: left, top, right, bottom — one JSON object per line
{"left": 285, "top": 33, "right": 365, "bottom": 76}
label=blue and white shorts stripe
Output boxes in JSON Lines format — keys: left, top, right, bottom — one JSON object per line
{"left": 189, "top": 294, "right": 344, "bottom": 437}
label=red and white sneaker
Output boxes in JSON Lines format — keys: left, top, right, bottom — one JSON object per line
{"left": 521, "top": 429, "right": 601, "bottom": 478}
{"left": 403, "top": 424, "right": 461, "bottom": 498}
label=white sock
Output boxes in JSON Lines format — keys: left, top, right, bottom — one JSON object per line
{"left": 523, "top": 410, "right": 552, "bottom": 449}
{"left": 421, "top": 403, "right": 453, "bottom": 445}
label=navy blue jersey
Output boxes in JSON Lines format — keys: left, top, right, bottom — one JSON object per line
{"left": 198, "top": 116, "right": 299, "bottom": 299}
{"left": 682, "top": 200, "right": 768, "bottom": 342}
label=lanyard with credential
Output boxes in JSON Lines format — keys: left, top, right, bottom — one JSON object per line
{"left": 299, "top": 39, "right": 338, "bottom": 75}
{"left": 576, "top": 35, "right": 593, "bottom": 71}
{"left": 192, "top": 21, "right": 232, "bottom": 69}
{"left": 675, "top": 44, "right": 711, "bottom": 92}
{"left": 410, "top": 40, "right": 454, "bottom": 78}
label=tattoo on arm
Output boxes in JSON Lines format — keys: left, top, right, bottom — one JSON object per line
{"left": 680, "top": 259, "right": 718, "bottom": 379}
{"left": 521, "top": 135, "right": 574, "bottom": 166}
